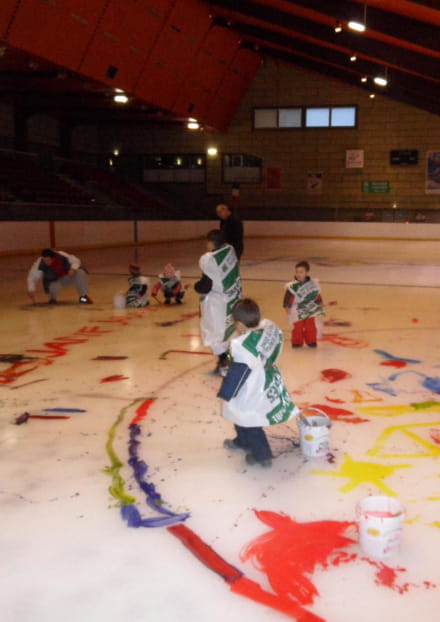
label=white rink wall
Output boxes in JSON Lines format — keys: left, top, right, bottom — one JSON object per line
{"left": 1, "top": 220, "right": 440, "bottom": 255}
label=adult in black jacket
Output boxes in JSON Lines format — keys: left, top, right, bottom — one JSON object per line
{"left": 216, "top": 203, "right": 244, "bottom": 260}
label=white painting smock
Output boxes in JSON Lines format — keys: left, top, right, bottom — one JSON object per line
{"left": 199, "top": 244, "right": 241, "bottom": 355}
{"left": 222, "top": 319, "right": 298, "bottom": 427}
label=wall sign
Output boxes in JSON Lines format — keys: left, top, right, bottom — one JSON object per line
{"left": 346, "top": 149, "right": 364, "bottom": 168}
{"left": 362, "top": 181, "right": 390, "bottom": 193}
{"left": 390, "top": 150, "right": 418, "bottom": 166}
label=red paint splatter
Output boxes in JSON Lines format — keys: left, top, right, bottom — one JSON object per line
{"left": 325, "top": 396, "right": 345, "bottom": 404}
{"left": 130, "top": 399, "right": 156, "bottom": 426}
{"left": 100, "top": 374, "right": 128, "bottom": 383}
{"left": 168, "top": 524, "right": 324, "bottom": 621}
{"left": 321, "top": 368, "right": 352, "bottom": 383}
{"left": 241, "top": 511, "right": 356, "bottom": 606}
{"left": 310, "top": 403, "right": 369, "bottom": 424}
{"left": 361, "top": 558, "right": 431, "bottom": 594}
{"left": 320, "top": 333, "right": 368, "bottom": 348}
{"left": 380, "top": 360, "right": 407, "bottom": 368}
{"left": 429, "top": 429, "right": 440, "bottom": 445}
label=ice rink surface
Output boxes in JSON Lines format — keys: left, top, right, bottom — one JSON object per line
{"left": 1, "top": 237, "right": 440, "bottom": 622}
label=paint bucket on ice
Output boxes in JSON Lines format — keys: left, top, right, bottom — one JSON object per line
{"left": 113, "top": 293, "right": 126, "bottom": 309}
{"left": 357, "top": 495, "right": 405, "bottom": 560}
{"left": 298, "top": 407, "right": 331, "bottom": 458}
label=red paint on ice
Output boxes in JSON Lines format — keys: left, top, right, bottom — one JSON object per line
{"left": 321, "top": 369, "right": 352, "bottom": 383}
{"left": 241, "top": 511, "right": 356, "bottom": 606}
{"left": 325, "top": 396, "right": 345, "bottom": 404}
{"left": 100, "top": 374, "right": 128, "bottom": 383}
{"left": 380, "top": 360, "right": 407, "bottom": 368}
{"left": 429, "top": 429, "right": 440, "bottom": 445}
{"left": 129, "top": 399, "right": 155, "bottom": 426}
{"left": 310, "top": 403, "right": 369, "bottom": 424}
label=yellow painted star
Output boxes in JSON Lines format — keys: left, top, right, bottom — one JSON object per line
{"left": 312, "top": 454, "right": 411, "bottom": 496}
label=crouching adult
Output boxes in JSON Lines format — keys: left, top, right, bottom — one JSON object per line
{"left": 27, "top": 248, "right": 93, "bottom": 304}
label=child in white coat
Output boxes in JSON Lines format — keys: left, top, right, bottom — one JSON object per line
{"left": 219, "top": 298, "right": 298, "bottom": 467}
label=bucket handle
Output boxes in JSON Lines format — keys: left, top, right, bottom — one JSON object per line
{"left": 298, "top": 407, "right": 332, "bottom": 427}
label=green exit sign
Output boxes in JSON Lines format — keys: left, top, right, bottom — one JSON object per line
{"left": 362, "top": 180, "right": 390, "bottom": 193}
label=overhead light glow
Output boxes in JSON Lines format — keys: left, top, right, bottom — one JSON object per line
{"left": 207, "top": 147, "right": 218, "bottom": 157}
{"left": 334, "top": 21, "right": 342, "bottom": 33}
{"left": 114, "top": 88, "right": 124, "bottom": 93}
{"left": 114, "top": 94, "right": 128, "bottom": 103}
{"left": 350, "top": 54, "right": 357, "bottom": 62}
{"left": 369, "top": 93, "right": 376, "bottom": 99}
{"left": 348, "top": 20, "right": 365, "bottom": 32}
{"left": 187, "top": 122, "right": 200, "bottom": 130}
{"left": 113, "top": 148, "right": 120, "bottom": 156}
{"left": 374, "top": 76, "right": 388, "bottom": 86}
{"left": 361, "top": 76, "right": 368, "bottom": 83}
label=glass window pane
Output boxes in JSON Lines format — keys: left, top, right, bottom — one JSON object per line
{"left": 305, "top": 107, "right": 330, "bottom": 127}
{"left": 279, "top": 108, "right": 302, "bottom": 128}
{"left": 254, "top": 108, "right": 278, "bottom": 128}
{"left": 331, "top": 106, "right": 356, "bottom": 127}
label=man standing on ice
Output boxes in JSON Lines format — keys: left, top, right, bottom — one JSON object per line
{"left": 27, "top": 248, "right": 93, "bottom": 304}
{"left": 194, "top": 230, "right": 242, "bottom": 375}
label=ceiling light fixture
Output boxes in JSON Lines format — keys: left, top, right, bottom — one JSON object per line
{"left": 361, "top": 76, "right": 368, "bottom": 83}
{"left": 207, "top": 147, "right": 218, "bottom": 157}
{"left": 348, "top": 2, "right": 367, "bottom": 32}
{"left": 334, "top": 20, "right": 342, "bottom": 33}
{"left": 374, "top": 75, "right": 387, "bottom": 87}
{"left": 114, "top": 94, "right": 128, "bottom": 103}
{"left": 369, "top": 93, "right": 376, "bottom": 99}
{"left": 187, "top": 122, "right": 200, "bottom": 130}
{"left": 350, "top": 54, "right": 357, "bottom": 62}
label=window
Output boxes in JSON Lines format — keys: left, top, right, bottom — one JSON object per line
{"left": 223, "top": 153, "right": 262, "bottom": 184}
{"left": 305, "top": 107, "right": 330, "bottom": 127}
{"left": 254, "top": 108, "right": 277, "bottom": 129}
{"left": 253, "top": 105, "right": 357, "bottom": 129}
{"left": 143, "top": 154, "right": 206, "bottom": 183}
{"left": 331, "top": 106, "right": 356, "bottom": 127}
{"left": 279, "top": 108, "right": 302, "bottom": 128}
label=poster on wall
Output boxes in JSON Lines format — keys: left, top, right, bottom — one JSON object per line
{"left": 266, "top": 167, "right": 281, "bottom": 189}
{"left": 307, "top": 172, "right": 323, "bottom": 194}
{"left": 426, "top": 151, "right": 440, "bottom": 194}
{"left": 346, "top": 149, "right": 364, "bottom": 168}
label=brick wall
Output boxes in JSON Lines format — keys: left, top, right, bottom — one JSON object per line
{"left": 81, "top": 59, "right": 440, "bottom": 213}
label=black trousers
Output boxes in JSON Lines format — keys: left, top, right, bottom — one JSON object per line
{"left": 234, "top": 424, "right": 273, "bottom": 462}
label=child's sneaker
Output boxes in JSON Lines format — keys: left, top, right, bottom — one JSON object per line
{"left": 292, "top": 343, "right": 302, "bottom": 348}
{"left": 246, "top": 454, "right": 272, "bottom": 468}
{"left": 307, "top": 342, "right": 317, "bottom": 348}
{"left": 223, "top": 439, "right": 242, "bottom": 451}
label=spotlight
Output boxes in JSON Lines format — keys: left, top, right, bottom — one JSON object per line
{"left": 113, "top": 148, "right": 120, "bottom": 156}
{"left": 348, "top": 20, "right": 365, "bottom": 32}
{"left": 350, "top": 54, "right": 357, "bottom": 62}
{"left": 369, "top": 93, "right": 376, "bottom": 99}
{"left": 374, "top": 76, "right": 388, "bottom": 86}
{"left": 361, "top": 76, "right": 368, "bottom": 83}
{"left": 187, "top": 122, "right": 200, "bottom": 130}
{"left": 334, "top": 20, "right": 342, "bottom": 33}
{"left": 114, "top": 94, "right": 128, "bottom": 103}
{"left": 207, "top": 147, "right": 218, "bottom": 157}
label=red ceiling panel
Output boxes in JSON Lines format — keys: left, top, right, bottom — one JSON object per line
{"left": 0, "top": 0, "right": 18, "bottom": 40}
{"left": 135, "top": 0, "right": 211, "bottom": 111}
{"left": 79, "top": 0, "right": 175, "bottom": 92}
{"left": 6, "top": 0, "right": 107, "bottom": 70}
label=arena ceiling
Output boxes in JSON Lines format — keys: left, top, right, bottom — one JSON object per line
{"left": 0, "top": 0, "right": 438, "bottom": 131}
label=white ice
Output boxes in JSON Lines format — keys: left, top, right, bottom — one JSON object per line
{"left": 1, "top": 237, "right": 440, "bottom": 622}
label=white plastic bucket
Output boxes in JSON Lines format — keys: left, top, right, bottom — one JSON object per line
{"left": 113, "top": 293, "right": 126, "bottom": 309}
{"left": 357, "top": 495, "right": 405, "bottom": 560}
{"left": 298, "top": 408, "right": 331, "bottom": 458}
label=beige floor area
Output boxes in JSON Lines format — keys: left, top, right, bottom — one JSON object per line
{"left": 1, "top": 236, "right": 440, "bottom": 622}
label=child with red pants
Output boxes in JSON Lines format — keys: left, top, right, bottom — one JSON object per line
{"left": 283, "top": 261, "right": 323, "bottom": 348}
